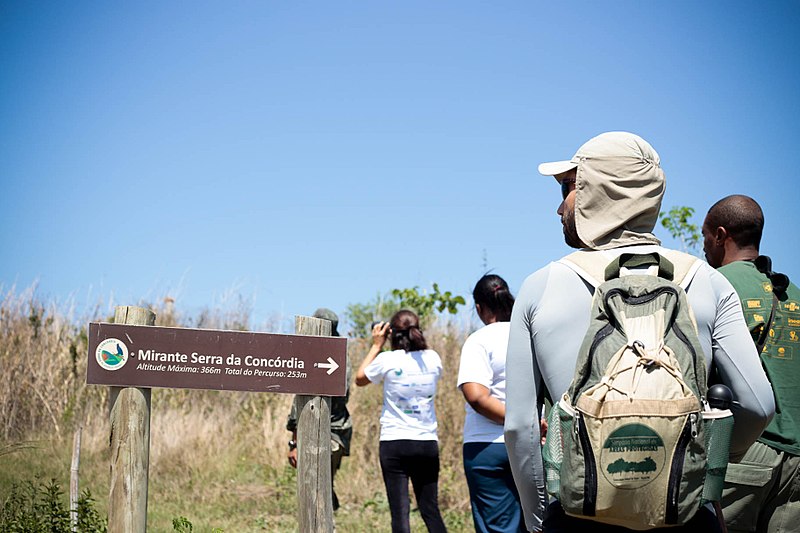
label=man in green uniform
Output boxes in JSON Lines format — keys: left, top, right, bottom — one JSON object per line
{"left": 286, "top": 308, "right": 352, "bottom": 511}
{"left": 703, "top": 195, "right": 800, "bottom": 532}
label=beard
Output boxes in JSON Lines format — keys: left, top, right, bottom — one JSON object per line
{"left": 562, "top": 204, "right": 586, "bottom": 249}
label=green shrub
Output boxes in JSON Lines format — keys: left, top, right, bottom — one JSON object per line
{"left": 172, "top": 516, "right": 193, "bottom": 532}
{"left": 172, "top": 515, "right": 224, "bottom": 532}
{"left": 0, "top": 479, "right": 106, "bottom": 532}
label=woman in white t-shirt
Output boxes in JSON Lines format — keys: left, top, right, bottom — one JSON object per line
{"left": 457, "top": 275, "right": 524, "bottom": 533}
{"left": 356, "top": 309, "right": 447, "bottom": 533}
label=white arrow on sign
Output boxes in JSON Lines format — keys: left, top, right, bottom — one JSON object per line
{"left": 315, "top": 357, "right": 339, "bottom": 375}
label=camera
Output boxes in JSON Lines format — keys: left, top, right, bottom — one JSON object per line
{"left": 371, "top": 320, "right": 391, "bottom": 331}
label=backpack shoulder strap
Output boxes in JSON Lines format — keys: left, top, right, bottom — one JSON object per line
{"left": 557, "top": 251, "right": 613, "bottom": 289}
{"left": 558, "top": 249, "right": 703, "bottom": 289}
{"left": 658, "top": 249, "right": 703, "bottom": 289}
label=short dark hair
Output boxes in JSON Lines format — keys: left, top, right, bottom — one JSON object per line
{"left": 472, "top": 274, "right": 515, "bottom": 322}
{"left": 389, "top": 310, "right": 428, "bottom": 352}
{"left": 705, "top": 195, "right": 764, "bottom": 250}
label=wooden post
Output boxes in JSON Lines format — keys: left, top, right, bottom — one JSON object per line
{"left": 70, "top": 425, "right": 82, "bottom": 532}
{"left": 108, "top": 305, "right": 155, "bottom": 533}
{"left": 294, "top": 315, "right": 334, "bottom": 533}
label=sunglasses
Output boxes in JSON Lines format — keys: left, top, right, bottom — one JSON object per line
{"left": 561, "top": 178, "right": 576, "bottom": 200}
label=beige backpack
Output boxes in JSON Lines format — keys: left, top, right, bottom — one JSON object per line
{"left": 542, "top": 251, "right": 734, "bottom": 530}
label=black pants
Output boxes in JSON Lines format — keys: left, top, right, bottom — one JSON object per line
{"left": 379, "top": 439, "right": 447, "bottom": 533}
{"left": 542, "top": 500, "right": 723, "bottom": 532}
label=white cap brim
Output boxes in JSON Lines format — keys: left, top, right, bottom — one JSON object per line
{"left": 537, "top": 160, "right": 577, "bottom": 178}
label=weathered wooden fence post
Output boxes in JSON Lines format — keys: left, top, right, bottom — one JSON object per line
{"left": 70, "top": 425, "right": 82, "bottom": 532}
{"left": 294, "top": 315, "right": 334, "bottom": 533}
{"left": 108, "top": 305, "right": 155, "bottom": 533}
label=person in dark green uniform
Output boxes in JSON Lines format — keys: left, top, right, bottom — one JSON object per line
{"left": 286, "top": 308, "right": 352, "bottom": 511}
{"left": 703, "top": 195, "right": 800, "bottom": 532}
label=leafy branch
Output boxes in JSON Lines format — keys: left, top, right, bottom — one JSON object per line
{"left": 345, "top": 283, "right": 466, "bottom": 338}
{"left": 659, "top": 206, "right": 700, "bottom": 255}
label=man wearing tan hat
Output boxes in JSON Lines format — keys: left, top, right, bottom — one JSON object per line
{"left": 504, "top": 132, "right": 775, "bottom": 531}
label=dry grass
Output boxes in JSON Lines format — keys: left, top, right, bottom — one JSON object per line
{"left": 0, "top": 284, "right": 100, "bottom": 440}
{"left": 0, "top": 285, "right": 478, "bottom": 531}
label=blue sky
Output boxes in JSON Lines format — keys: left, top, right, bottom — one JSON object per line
{"left": 1, "top": 1, "right": 798, "bottom": 332}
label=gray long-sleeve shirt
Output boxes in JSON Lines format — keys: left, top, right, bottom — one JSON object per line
{"left": 505, "top": 245, "right": 776, "bottom": 531}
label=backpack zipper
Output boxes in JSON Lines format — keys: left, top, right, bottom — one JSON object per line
{"left": 604, "top": 285, "right": 677, "bottom": 308}
{"left": 575, "top": 412, "right": 598, "bottom": 516}
{"left": 574, "top": 323, "right": 615, "bottom": 393}
{"left": 672, "top": 323, "right": 702, "bottom": 393}
{"left": 665, "top": 414, "right": 695, "bottom": 524}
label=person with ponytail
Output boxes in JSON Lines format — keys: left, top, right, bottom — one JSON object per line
{"left": 457, "top": 275, "right": 525, "bottom": 532}
{"left": 355, "top": 309, "right": 447, "bottom": 533}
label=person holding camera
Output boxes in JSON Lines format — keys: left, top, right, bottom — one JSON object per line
{"left": 355, "top": 309, "right": 447, "bottom": 533}
{"left": 458, "top": 274, "right": 525, "bottom": 533}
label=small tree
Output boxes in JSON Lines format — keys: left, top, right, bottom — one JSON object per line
{"left": 344, "top": 293, "right": 401, "bottom": 339}
{"left": 345, "top": 283, "right": 466, "bottom": 338}
{"left": 659, "top": 206, "right": 701, "bottom": 255}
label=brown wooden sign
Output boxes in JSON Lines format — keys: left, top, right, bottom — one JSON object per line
{"left": 87, "top": 322, "right": 347, "bottom": 396}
